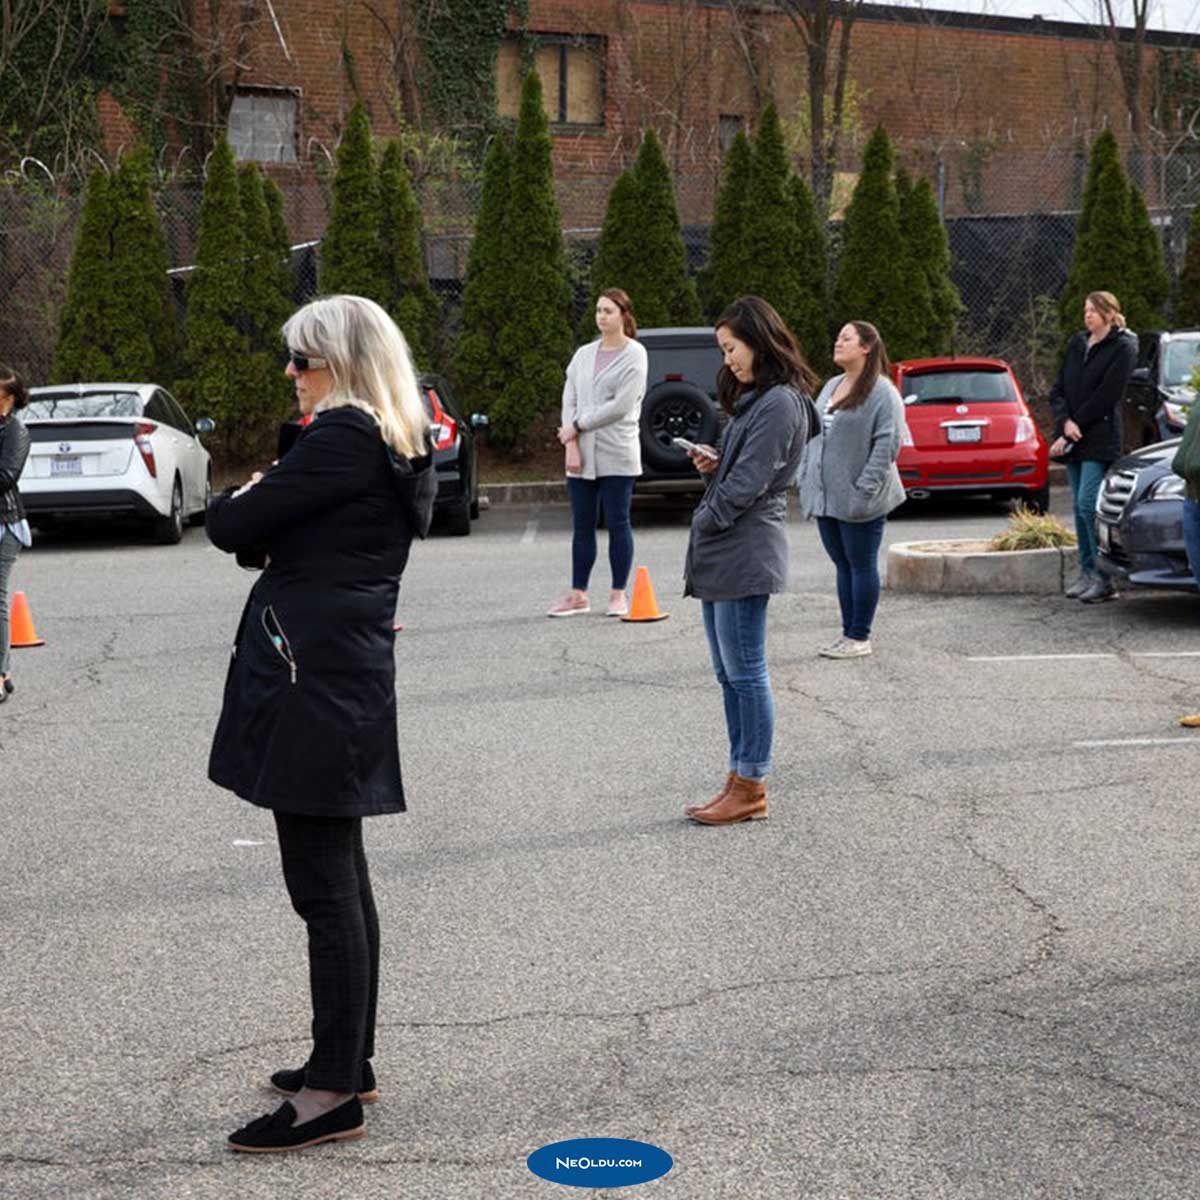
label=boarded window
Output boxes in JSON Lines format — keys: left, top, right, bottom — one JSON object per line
{"left": 496, "top": 35, "right": 605, "bottom": 127}
{"left": 228, "top": 90, "right": 298, "bottom": 164}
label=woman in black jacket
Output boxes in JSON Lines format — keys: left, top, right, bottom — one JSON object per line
{"left": 0, "top": 365, "right": 31, "bottom": 704}
{"left": 1049, "top": 290, "right": 1138, "bottom": 603}
{"left": 208, "top": 296, "right": 435, "bottom": 1153}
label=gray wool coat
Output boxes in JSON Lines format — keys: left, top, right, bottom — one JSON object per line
{"left": 683, "top": 384, "right": 814, "bottom": 601}
{"left": 798, "top": 375, "right": 907, "bottom": 522}
{"left": 560, "top": 338, "right": 649, "bottom": 479}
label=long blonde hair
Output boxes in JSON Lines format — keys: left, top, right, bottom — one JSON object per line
{"left": 281, "top": 295, "right": 429, "bottom": 459}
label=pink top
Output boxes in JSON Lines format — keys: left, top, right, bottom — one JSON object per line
{"left": 593, "top": 347, "right": 622, "bottom": 379}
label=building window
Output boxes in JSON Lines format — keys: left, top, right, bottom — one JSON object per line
{"left": 496, "top": 35, "right": 606, "bottom": 128}
{"left": 718, "top": 114, "right": 746, "bottom": 152}
{"left": 227, "top": 88, "right": 298, "bottom": 164}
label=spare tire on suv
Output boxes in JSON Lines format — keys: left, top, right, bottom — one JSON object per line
{"left": 636, "top": 327, "right": 724, "bottom": 492}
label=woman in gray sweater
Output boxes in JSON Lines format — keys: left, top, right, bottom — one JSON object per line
{"left": 550, "top": 289, "right": 649, "bottom": 618}
{"left": 683, "top": 296, "right": 819, "bottom": 826}
{"left": 799, "top": 321, "right": 906, "bottom": 658}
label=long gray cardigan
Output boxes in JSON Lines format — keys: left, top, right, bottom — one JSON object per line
{"left": 799, "top": 375, "right": 907, "bottom": 522}
{"left": 684, "top": 384, "right": 813, "bottom": 601}
{"left": 561, "top": 339, "right": 649, "bottom": 479}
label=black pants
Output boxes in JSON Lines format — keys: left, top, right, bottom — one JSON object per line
{"left": 274, "top": 812, "right": 380, "bottom": 1092}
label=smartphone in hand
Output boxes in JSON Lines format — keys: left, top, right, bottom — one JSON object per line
{"left": 672, "top": 437, "right": 718, "bottom": 460}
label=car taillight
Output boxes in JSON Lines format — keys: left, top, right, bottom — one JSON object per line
{"left": 133, "top": 421, "right": 157, "bottom": 477}
{"left": 1014, "top": 416, "right": 1035, "bottom": 444}
{"left": 425, "top": 388, "right": 457, "bottom": 451}
{"left": 664, "top": 373, "right": 684, "bottom": 381}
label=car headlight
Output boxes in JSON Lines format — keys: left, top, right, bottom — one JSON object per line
{"left": 1014, "top": 416, "right": 1035, "bottom": 444}
{"left": 1163, "top": 401, "right": 1189, "bottom": 427}
{"left": 1148, "top": 474, "right": 1187, "bottom": 501}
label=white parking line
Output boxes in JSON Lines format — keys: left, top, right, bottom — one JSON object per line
{"left": 1074, "top": 738, "right": 1199, "bottom": 748}
{"left": 968, "top": 653, "right": 1117, "bottom": 662}
{"left": 521, "top": 518, "right": 539, "bottom": 546}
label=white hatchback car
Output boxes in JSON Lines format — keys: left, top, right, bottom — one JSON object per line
{"left": 19, "top": 383, "right": 214, "bottom": 543}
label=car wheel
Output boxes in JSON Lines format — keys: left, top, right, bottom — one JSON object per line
{"left": 154, "top": 477, "right": 184, "bottom": 544}
{"left": 1023, "top": 484, "right": 1050, "bottom": 514}
{"left": 189, "top": 468, "right": 212, "bottom": 526}
{"left": 444, "top": 495, "right": 471, "bottom": 536}
{"left": 640, "top": 383, "right": 720, "bottom": 473}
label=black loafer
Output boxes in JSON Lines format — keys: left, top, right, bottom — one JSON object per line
{"left": 270, "top": 1059, "right": 378, "bottom": 1104}
{"left": 228, "top": 1096, "right": 364, "bottom": 1153}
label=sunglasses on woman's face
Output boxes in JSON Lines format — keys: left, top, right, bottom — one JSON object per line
{"left": 285, "top": 349, "right": 329, "bottom": 372}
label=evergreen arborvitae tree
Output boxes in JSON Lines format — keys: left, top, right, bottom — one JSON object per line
{"left": 1060, "top": 129, "right": 1125, "bottom": 338}
{"left": 262, "top": 176, "right": 296, "bottom": 312}
{"left": 491, "top": 70, "right": 573, "bottom": 451}
{"left": 1127, "top": 179, "right": 1169, "bottom": 334}
{"left": 893, "top": 168, "right": 934, "bottom": 356}
{"left": 833, "top": 127, "right": 922, "bottom": 360}
{"left": 625, "top": 128, "right": 702, "bottom": 327}
{"left": 238, "top": 164, "right": 293, "bottom": 440}
{"left": 1176, "top": 203, "right": 1200, "bottom": 329}
{"left": 698, "top": 129, "right": 752, "bottom": 321}
{"left": 378, "top": 139, "right": 440, "bottom": 370}
{"left": 788, "top": 171, "right": 830, "bottom": 370}
{"left": 453, "top": 134, "right": 512, "bottom": 410}
{"left": 580, "top": 167, "right": 642, "bottom": 340}
{"left": 739, "top": 105, "right": 828, "bottom": 359}
{"left": 897, "top": 167, "right": 962, "bottom": 357}
{"left": 320, "top": 102, "right": 387, "bottom": 304}
{"left": 54, "top": 167, "right": 118, "bottom": 382}
{"left": 107, "top": 148, "right": 179, "bottom": 382}
{"left": 179, "top": 136, "right": 250, "bottom": 458}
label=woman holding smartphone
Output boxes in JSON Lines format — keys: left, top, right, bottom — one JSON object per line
{"left": 549, "top": 289, "right": 648, "bottom": 618}
{"left": 682, "top": 296, "right": 818, "bottom": 826}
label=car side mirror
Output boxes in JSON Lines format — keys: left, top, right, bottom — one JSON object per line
{"left": 470, "top": 413, "right": 489, "bottom": 429}
{"left": 1129, "top": 367, "right": 1151, "bottom": 386}
{"left": 903, "top": 393, "right": 919, "bottom": 406}
{"left": 195, "top": 417, "right": 216, "bottom": 434}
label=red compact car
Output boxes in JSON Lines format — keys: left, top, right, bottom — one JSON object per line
{"left": 892, "top": 356, "right": 1050, "bottom": 511}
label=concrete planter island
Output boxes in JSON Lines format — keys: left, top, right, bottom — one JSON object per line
{"left": 886, "top": 539, "right": 1079, "bottom": 595}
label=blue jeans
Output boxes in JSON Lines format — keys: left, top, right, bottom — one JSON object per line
{"left": 1066, "top": 459, "right": 1107, "bottom": 573}
{"left": 816, "top": 516, "right": 886, "bottom": 641}
{"left": 702, "top": 595, "right": 773, "bottom": 780}
{"left": 567, "top": 475, "right": 635, "bottom": 591}
{"left": 1183, "top": 498, "right": 1200, "bottom": 585}
{"left": 0, "top": 530, "right": 19, "bottom": 676}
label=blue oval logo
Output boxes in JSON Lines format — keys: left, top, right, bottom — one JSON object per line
{"left": 527, "top": 1137, "right": 673, "bottom": 1188}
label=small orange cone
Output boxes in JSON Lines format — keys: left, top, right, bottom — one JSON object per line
{"left": 10, "top": 591, "right": 45, "bottom": 648}
{"left": 621, "top": 566, "right": 669, "bottom": 623}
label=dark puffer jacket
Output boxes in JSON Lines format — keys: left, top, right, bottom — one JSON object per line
{"left": 1049, "top": 325, "right": 1138, "bottom": 464}
{"left": 206, "top": 405, "right": 434, "bottom": 818}
{"left": 0, "top": 414, "right": 29, "bottom": 524}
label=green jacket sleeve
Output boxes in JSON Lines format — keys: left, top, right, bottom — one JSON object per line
{"left": 1171, "top": 401, "right": 1200, "bottom": 491}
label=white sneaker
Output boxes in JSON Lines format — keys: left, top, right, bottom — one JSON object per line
{"left": 821, "top": 638, "right": 872, "bottom": 659}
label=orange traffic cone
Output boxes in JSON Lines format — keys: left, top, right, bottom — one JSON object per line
{"left": 10, "top": 591, "right": 45, "bottom": 648}
{"left": 621, "top": 566, "right": 669, "bottom": 623}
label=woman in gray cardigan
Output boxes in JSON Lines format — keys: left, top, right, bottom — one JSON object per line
{"left": 683, "top": 296, "right": 819, "bottom": 826}
{"left": 550, "top": 289, "right": 649, "bottom": 618}
{"left": 799, "top": 321, "right": 906, "bottom": 659}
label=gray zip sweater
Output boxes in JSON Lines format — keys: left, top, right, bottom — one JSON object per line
{"left": 798, "top": 375, "right": 907, "bottom": 522}
{"left": 684, "top": 384, "right": 813, "bottom": 601}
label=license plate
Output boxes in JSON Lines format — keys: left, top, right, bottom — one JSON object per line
{"left": 946, "top": 426, "right": 982, "bottom": 443}
{"left": 51, "top": 455, "right": 82, "bottom": 477}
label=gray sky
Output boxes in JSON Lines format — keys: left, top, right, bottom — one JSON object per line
{"left": 887, "top": 0, "right": 1200, "bottom": 35}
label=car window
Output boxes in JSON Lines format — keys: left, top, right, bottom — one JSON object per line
{"left": 25, "top": 392, "right": 143, "bottom": 419}
{"left": 901, "top": 370, "right": 1016, "bottom": 404}
{"left": 164, "top": 393, "right": 194, "bottom": 434}
{"left": 641, "top": 341, "right": 723, "bottom": 393}
{"left": 1162, "top": 340, "right": 1200, "bottom": 388}
{"left": 143, "top": 393, "right": 172, "bottom": 426}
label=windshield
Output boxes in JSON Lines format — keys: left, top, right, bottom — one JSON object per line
{"left": 1162, "top": 340, "right": 1200, "bottom": 388}
{"left": 901, "top": 369, "right": 1016, "bottom": 404}
{"left": 26, "top": 392, "right": 142, "bottom": 419}
{"left": 642, "top": 341, "right": 723, "bottom": 391}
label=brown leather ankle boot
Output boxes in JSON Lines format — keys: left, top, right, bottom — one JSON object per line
{"left": 689, "top": 774, "right": 767, "bottom": 825}
{"left": 683, "top": 771, "right": 736, "bottom": 818}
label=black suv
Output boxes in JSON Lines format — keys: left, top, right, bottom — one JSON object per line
{"left": 1122, "top": 329, "right": 1200, "bottom": 451}
{"left": 635, "top": 327, "right": 724, "bottom": 496}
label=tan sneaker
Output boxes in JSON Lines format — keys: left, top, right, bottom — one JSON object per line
{"left": 547, "top": 593, "right": 590, "bottom": 617}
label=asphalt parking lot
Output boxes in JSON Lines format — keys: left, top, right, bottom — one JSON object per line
{"left": 5, "top": 487, "right": 1200, "bottom": 1199}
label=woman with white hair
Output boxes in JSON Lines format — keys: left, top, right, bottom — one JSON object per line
{"left": 206, "top": 295, "right": 435, "bottom": 1153}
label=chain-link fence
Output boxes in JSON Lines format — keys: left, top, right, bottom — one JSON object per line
{"left": 2, "top": 149, "right": 1196, "bottom": 399}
